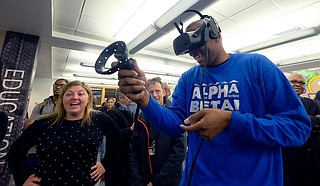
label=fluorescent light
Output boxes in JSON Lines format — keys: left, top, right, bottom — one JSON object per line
{"left": 237, "top": 25, "right": 320, "bottom": 53}
{"left": 113, "top": 0, "right": 180, "bottom": 42}
{"left": 128, "top": 0, "right": 219, "bottom": 54}
{"left": 86, "top": 82, "right": 118, "bottom": 86}
{"left": 154, "top": 0, "right": 198, "bottom": 29}
{"left": 73, "top": 73, "right": 117, "bottom": 80}
{"left": 73, "top": 72, "right": 178, "bottom": 87}
{"left": 279, "top": 58, "right": 320, "bottom": 72}
{"left": 80, "top": 62, "right": 182, "bottom": 77}
{"left": 127, "top": 25, "right": 163, "bottom": 54}
{"left": 72, "top": 73, "right": 119, "bottom": 86}
{"left": 276, "top": 53, "right": 320, "bottom": 72}
{"left": 80, "top": 62, "right": 94, "bottom": 68}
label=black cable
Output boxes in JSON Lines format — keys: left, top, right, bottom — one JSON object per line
{"left": 187, "top": 43, "right": 209, "bottom": 186}
{"left": 133, "top": 103, "right": 140, "bottom": 126}
{"left": 187, "top": 138, "right": 204, "bottom": 186}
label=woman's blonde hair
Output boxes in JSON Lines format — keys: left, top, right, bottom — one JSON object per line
{"left": 44, "top": 80, "right": 97, "bottom": 127}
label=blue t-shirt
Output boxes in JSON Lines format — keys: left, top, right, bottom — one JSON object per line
{"left": 142, "top": 53, "right": 311, "bottom": 186}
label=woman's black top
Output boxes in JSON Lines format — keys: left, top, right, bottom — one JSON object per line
{"left": 8, "top": 112, "right": 118, "bottom": 186}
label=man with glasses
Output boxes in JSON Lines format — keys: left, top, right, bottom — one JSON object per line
{"left": 28, "top": 78, "right": 69, "bottom": 122}
{"left": 282, "top": 72, "right": 320, "bottom": 186}
{"left": 25, "top": 78, "right": 68, "bottom": 173}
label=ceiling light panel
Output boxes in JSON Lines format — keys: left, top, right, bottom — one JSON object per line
{"left": 257, "top": 36, "right": 320, "bottom": 63}
{"left": 81, "top": 0, "right": 179, "bottom": 43}
{"left": 236, "top": 26, "right": 320, "bottom": 53}
{"left": 224, "top": 1, "right": 320, "bottom": 52}
{"left": 114, "top": 0, "right": 179, "bottom": 42}
{"left": 154, "top": 0, "right": 198, "bottom": 29}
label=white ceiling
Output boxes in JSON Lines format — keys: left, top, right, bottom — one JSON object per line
{"left": 1, "top": 0, "right": 320, "bottom": 87}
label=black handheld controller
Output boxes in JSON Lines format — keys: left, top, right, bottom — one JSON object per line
{"left": 95, "top": 41, "right": 134, "bottom": 75}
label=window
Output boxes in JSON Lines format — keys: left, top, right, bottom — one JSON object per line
{"left": 89, "top": 85, "right": 118, "bottom": 108}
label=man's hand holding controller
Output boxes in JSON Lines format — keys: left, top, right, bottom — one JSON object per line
{"left": 118, "top": 59, "right": 150, "bottom": 107}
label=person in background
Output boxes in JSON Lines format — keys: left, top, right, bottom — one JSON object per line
{"left": 100, "top": 89, "right": 134, "bottom": 186}
{"left": 8, "top": 80, "right": 119, "bottom": 186}
{"left": 162, "top": 80, "right": 172, "bottom": 106}
{"left": 0, "top": 111, "right": 8, "bottom": 143}
{"left": 282, "top": 72, "right": 320, "bottom": 186}
{"left": 24, "top": 78, "right": 69, "bottom": 174}
{"left": 117, "top": 15, "right": 311, "bottom": 185}
{"left": 97, "top": 97, "right": 115, "bottom": 168}
{"left": 152, "top": 77, "right": 172, "bottom": 107}
{"left": 28, "top": 78, "right": 69, "bottom": 125}
{"left": 92, "top": 95, "right": 98, "bottom": 110}
{"left": 314, "top": 90, "right": 320, "bottom": 106}
{"left": 128, "top": 101, "right": 138, "bottom": 114}
{"left": 130, "top": 77, "right": 186, "bottom": 186}
{"left": 99, "top": 97, "right": 115, "bottom": 113}
{"left": 96, "top": 97, "right": 115, "bottom": 172}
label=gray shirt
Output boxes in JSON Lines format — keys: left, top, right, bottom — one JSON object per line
{"left": 30, "top": 96, "right": 56, "bottom": 120}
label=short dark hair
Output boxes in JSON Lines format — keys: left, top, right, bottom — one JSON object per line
{"left": 106, "top": 97, "right": 114, "bottom": 102}
{"left": 54, "top": 78, "right": 68, "bottom": 84}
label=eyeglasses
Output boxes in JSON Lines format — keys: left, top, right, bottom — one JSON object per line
{"left": 290, "top": 80, "right": 306, "bottom": 86}
{"left": 53, "top": 84, "right": 66, "bottom": 88}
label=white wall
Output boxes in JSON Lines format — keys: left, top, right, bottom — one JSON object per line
{"left": 27, "top": 77, "right": 54, "bottom": 116}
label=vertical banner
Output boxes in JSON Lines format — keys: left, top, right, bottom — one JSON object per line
{"left": 0, "top": 31, "right": 39, "bottom": 186}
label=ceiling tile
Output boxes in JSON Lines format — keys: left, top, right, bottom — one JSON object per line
{"left": 82, "top": 0, "right": 139, "bottom": 19}
{"left": 77, "top": 15, "right": 115, "bottom": 38}
{"left": 54, "top": 26, "right": 76, "bottom": 35}
{"left": 74, "top": 30, "right": 111, "bottom": 43}
{"left": 230, "top": 1, "right": 284, "bottom": 28}
{"left": 53, "top": 0, "right": 84, "bottom": 14}
{"left": 218, "top": 19, "right": 243, "bottom": 39}
{"left": 2, "top": 0, "right": 320, "bottom": 86}
{"left": 272, "top": 0, "right": 319, "bottom": 12}
{"left": 210, "top": 0, "right": 262, "bottom": 17}
{"left": 53, "top": 9, "right": 79, "bottom": 29}
{"left": 279, "top": 1, "right": 320, "bottom": 28}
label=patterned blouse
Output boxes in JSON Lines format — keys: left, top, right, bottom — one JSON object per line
{"left": 8, "top": 112, "right": 118, "bottom": 186}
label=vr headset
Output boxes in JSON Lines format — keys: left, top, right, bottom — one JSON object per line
{"left": 173, "top": 10, "right": 221, "bottom": 55}
{"left": 94, "top": 10, "right": 221, "bottom": 75}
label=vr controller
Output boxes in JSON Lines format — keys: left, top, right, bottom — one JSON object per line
{"left": 95, "top": 41, "right": 142, "bottom": 94}
{"left": 95, "top": 10, "right": 220, "bottom": 73}
{"left": 95, "top": 41, "right": 134, "bottom": 75}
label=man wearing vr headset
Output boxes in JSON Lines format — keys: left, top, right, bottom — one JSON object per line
{"left": 117, "top": 12, "right": 310, "bottom": 186}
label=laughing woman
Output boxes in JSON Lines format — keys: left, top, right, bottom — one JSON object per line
{"left": 8, "top": 80, "right": 119, "bottom": 186}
